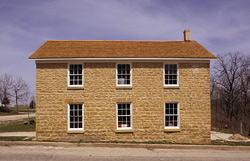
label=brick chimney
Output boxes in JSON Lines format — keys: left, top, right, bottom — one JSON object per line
{"left": 183, "top": 29, "right": 190, "bottom": 42}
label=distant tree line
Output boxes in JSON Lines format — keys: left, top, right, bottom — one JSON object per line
{"left": 211, "top": 52, "right": 250, "bottom": 135}
{"left": 0, "top": 74, "right": 34, "bottom": 112}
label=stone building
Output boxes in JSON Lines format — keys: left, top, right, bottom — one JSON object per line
{"left": 29, "top": 30, "right": 216, "bottom": 144}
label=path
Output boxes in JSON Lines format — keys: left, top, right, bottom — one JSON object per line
{"left": 0, "top": 113, "right": 36, "bottom": 122}
{"left": 211, "top": 131, "right": 250, "bottom": 142}
{"left": 211, "top": 131, "right": 233, "bottom": 140}
{"left": 0, "top": 143, "right": 250, "bottom": 161}
{"left": 0, "top": 132, "right": 35, "bottom": 137}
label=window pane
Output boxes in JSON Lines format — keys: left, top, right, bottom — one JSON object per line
{"left": 165, "top": 103, "right": 179, "bottom": 128}
{"left": 174, "top": 107, "right": 177, "bottom": 114}
{"left": 165, "top": 64, "right": 178, "bottom": 85}
{"left": 69, "top": 64, "right": 83, "bottom": 86}
{"left": 170, "top": 108, "right": 173, "bottom": 114}
{"left": 174, "top": 116, "right": 178, "bottom": 121}
{"left": 117, "top": 103, "right": 131, "bottom": 128}
{"left": 117, "top": 64, "right": 131, "bottom": 85}
{"left": 69, "top": 104, "right": 83, "bottom": 129}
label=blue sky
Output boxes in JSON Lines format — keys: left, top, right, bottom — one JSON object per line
{"left": 0, "top": 0, "right": 250, "bottom": 95}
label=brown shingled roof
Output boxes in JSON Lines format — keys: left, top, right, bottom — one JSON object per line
{"left": 29, "top": 40, "right": 216, "bottom": 59}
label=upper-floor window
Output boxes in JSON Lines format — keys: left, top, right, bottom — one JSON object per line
{"left": 117, "top": 103, "right": 132, "bottom": 129}
{"left": 117, "top": 63, "right": 131, "bottom": 86}
{"left": 164, "top": 64, "right": 178, "bottom": 86}
{"left": 68, "top": 64, "right": 83, "bottom": 87}
{"left": 68, "top": 104, "right": 84, "bottom": 130}
{"left": 165, "top": 103, "right": 179, "bottom": 129}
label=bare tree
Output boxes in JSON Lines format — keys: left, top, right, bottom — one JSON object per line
{"left": 211, "top": 52, "right": 250, "bottom": 134}
{"left": 0, "top": 74, "right": 13, "bottom": 111}
{"left": 238, "top": 56, "right": 250, "bottom": 133}
{"left": 12, "top": 77, "right": 30, "bottom": 111}
{"left": 215, "top": 52, "right": 241, "bottom": 120}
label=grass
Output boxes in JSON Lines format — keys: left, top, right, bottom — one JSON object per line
{"left": 0, "top": 105, "right": 35, "bottom": 116}
{"left": 52, "top": 139, "right": 250, "bottom": 146}
{"left": 0, "top": 120, "right": 35, "bottom": 132}
{"left": 0, "top": 112, "right": 23, "bottom": 116}
{"left": 212, "top": 140, "right": 250, "bottom": 146}
{"left": 0, "top": 136, "right": 27, "bottom": 141}
{"left": 10, "top": 105, "right": 36, "bottom": 113}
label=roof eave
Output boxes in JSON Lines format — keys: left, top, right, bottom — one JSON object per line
{"left": 29, "top": 57, "right": 216, "bottom": 61}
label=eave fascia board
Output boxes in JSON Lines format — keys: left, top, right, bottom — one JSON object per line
{"left": 30, "top": 57, "right": 215, "bottom": 61}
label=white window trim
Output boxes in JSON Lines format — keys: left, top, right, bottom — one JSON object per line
{"left": 68, "top": 104, "right": 84, "bottom": 131}
{"left": 116, "top": 62, "right": 132, "bottom": 87}
{"left": 163, "top": 62, "right": 179, "bottom": 87}
{"left": 68, "top": 63, "right": 84, "bottom": 87}
{"left": 164, "top": 102, "right": 180, "bottom": 129}
{"left": 116, "top": 103, "right": 132, "bottom": 130}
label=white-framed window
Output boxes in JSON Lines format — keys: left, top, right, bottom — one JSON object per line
{"left": 116, "top": 63, "right": 132, "bottom": 86}
{"left": 68, "top": 104, "right": 84, "bottom": 130}
{"left": 164, "top": 103, "right": 179, "bottom": 129}
{"left": 164, "top": 63, "right": 179, "bottom": 86}
{"left": 116, "top": 103, "right": 132, "bottom": 129}
{"left": 68, "top": 64, "right": 83, "bottom": 87}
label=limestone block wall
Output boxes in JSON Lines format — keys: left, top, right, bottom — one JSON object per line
{"left": 36, "top": 61, "right": 211, "bottom": 144}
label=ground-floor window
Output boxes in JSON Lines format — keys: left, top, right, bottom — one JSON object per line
{"left": 117, "top": 103, "right": 132, "bottom": 129}
{"left": 165, "top": 103, "right": 179, "bottom": 129}
{"left": 68, "top": 104, "right": 84, "bottom": 130}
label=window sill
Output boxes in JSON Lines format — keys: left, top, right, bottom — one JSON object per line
{"left": 116, "top": 86, "right": 132, "bottom": 90}
{"left": 163, "top": 86, "right": 179, "bottom": 89}
{"left": 115, "top": 129, "right": 134, "bottom": 133}
{"left": 164, "top": 129, "right": 181, "bottom": 132}
{"left": 67, "top": 130, "right": 85, "bottom": 134}
{"left": 67, "top": 87, "right": 84, "bottom": 90}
